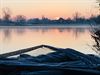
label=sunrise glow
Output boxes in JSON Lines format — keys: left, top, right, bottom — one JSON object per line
{"left": 0, "top": 0, "right": 99, "bottom": 19}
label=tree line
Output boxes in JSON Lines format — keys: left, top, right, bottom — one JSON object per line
{"left": 0, "top": 8, "right": 100, "bottom": 26}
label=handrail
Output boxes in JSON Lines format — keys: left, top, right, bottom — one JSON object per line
{"left": 0, "top": 45, "right": 62, "bottom": 58}
{"left": 0, "top": 45, "right": 43, "bottom": 58}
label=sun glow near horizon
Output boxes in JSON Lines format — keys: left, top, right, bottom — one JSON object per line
{"left": 0, "top": 0, "right": 99, "bottom": 19}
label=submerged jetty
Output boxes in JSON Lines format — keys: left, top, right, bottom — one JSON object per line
{"left": 0, "top": 45, "right": 100, "bottom": 75}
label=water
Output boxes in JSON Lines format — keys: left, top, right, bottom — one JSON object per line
{"left": 0, "top": 25, "right": 97, "bottom": 55}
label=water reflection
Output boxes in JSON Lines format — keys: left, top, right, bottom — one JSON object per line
{"left": 3, "top": 29, "right": 12, "bottom": 42}
{"left": 0, "top": 26, "right": 89, "bottom": 40}
{"left": 0, "top": 26, "right": 95, "bottom": 54}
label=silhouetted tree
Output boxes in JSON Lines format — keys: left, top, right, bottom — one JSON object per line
{"left": 92, "top": 29, "right": 100, "bottom": 55}
{"left": 27, "top": 18, "right": 40, "bottom": 24}
{"left": 66, "top": 18, "right": 73, "bottom": 24}
{"left": 95, "top": 15, "right": 100, "bottom": 24}
{"left": 73, "top": 12, "right": 80, "bottom": 21}
{"left": 2, "top": 7, "right": 11, "bottom": 23}
{"left": 41, "top": 16, "right": 50, "bottom": 24}
{"left": 91, "top": 0, "right": 100, "bottom": 55}
{"left": 58, "top": 17, "right": 66, "bottom": 24}
{"left": 14, "top": 15, "right": 26, "bottom": 25}
{"left": 73, "top": 12, "right": 86, "bottom": 24}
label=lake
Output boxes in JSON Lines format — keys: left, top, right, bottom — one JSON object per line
{"left": 0, "top": 25, "right": 97, "bottom": 56}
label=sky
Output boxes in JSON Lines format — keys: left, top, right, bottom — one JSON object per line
{"left": 0, "top": 0, "right": 99, "bottom": 19}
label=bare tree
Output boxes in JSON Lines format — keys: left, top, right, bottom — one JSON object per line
{"left": 91, "top": 0, "right": 100, "bottom": 55}
{"left": 2, "top": 7, "right": 11, "bottom": 22}
{"left": 73, "top": 12, "right": 80, "bottom": 21}
{"left": 92, "top": 28, "right": 100, "bottom": 55}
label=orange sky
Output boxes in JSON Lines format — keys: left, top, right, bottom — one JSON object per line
{"left": 0, "top": 0, "right": 99, "bottom": 19}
